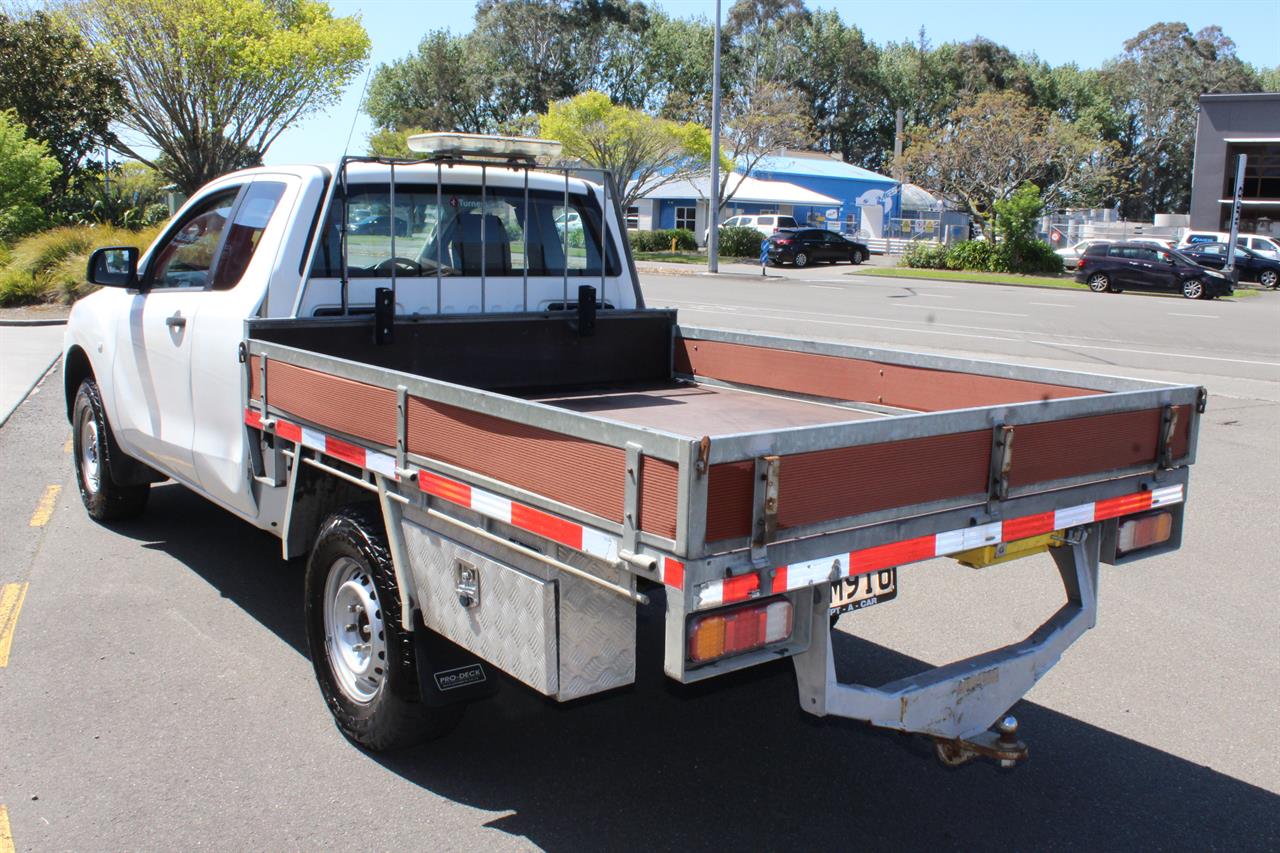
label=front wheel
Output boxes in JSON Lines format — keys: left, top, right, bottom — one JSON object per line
{"left": 850, "top": 249, "right": 865, "bottom": 265}
{"left": 72, "top": 378, "right": 149, "bottom": 521}
{"left": 305, "top": 505, "right": 462, "bottom": 750}
{"left": 1087, "top": 273, "right": 1111, "bottom": 293}
{"left": 1259, "top": 269, "right": 1278, "bottom": 289}
{"left": 1182, "top": 278, "right": 1206, "bottom": 299}
{"left": 793, "top": 251, "right": 810, "bottom": 268}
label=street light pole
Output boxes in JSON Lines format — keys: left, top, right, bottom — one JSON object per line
{"left": 1225, "top": 153, "right": 1247, "bottom": 278}
{"left": 708, "top": 0, "right": 722, "bottom": 274}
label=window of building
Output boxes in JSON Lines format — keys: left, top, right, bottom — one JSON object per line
{"left": 674, "top": 206, "right": 696, "bottom": 231}
{"left": 625, "top": 206, "right": 639, "bottom": 229}
{"left": 1225, "top": 143, "right": 1280, "bottom": 200}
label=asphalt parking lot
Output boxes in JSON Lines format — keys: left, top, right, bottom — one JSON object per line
{"left": 1, "top": 275, "right": 1277, "bottom": 851}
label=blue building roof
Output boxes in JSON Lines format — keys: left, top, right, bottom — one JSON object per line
{"left": 753, "top": 154, "right": 897, "bottom": 185}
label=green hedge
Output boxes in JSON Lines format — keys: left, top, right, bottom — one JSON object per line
{"left": 0, "top": 223, "right": 165, "bottom": 306}
{"left": 902, "top": 239, "right": 1065, "bottom": 275}
{"left": 629, "top": 228, "right": 697, "bottom": 253}
{"left": 718, "top": 225, "right": 766, "bottom": 258}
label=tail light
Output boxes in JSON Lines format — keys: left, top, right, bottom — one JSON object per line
{"left": 688, "top": 597, "right": 793, "bottom": 664}
{"left": 1077, "top": 257, "right": 1087, "bottom": 268}
{"left": 1116, "top": 511, "right": 1174, "bottom": 557}
{"left": 774, "top": 238, "right": 791, "bottom": 245}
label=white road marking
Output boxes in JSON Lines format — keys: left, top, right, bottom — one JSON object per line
{"left": 679, "top": 306, "right": 1022, "bottom": 343}
{"left": 915, "top": 293, "right": 955, "bottom": 298}
{"left": 1167, "top": 312, "right": 1219, "bottom": 319}
{"left": 892, "top": 303, "right": 1027, "bottom": 318}
{"left": 1027, "top": 340, "right": 1280, "bottom": 367}
{"left": 808, "top": 285, "right": 841, "bottom": 291}
{"left": 1030, "top": 301, "right": 1075, "bottom": 308}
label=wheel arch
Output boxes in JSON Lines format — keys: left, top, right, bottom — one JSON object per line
{"left": 63, "top": 345, "right": 94, "bottom": 423}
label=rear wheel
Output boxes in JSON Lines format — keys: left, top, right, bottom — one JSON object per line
{"left": 305, "top": 505, "right": 462, "bottom": 751}
{"left": 72, "top": 379, "right": 149, "bottom": 521}
{"left": 794, "top": 251, "right": 810, "bottom": 268}
{"left": 1259, "top": 269, "right": 1278, "bottom": 289}
{"left": 1087, "top": 273, "right": 1111, "bottom": 293}
{"left": 1181, "top": 278, "right": 1206, "bottom": 299}
{"left": 850, "top": 249, "right": 865, "bottom": 265}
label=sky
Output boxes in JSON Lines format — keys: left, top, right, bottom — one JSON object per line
{"left": 263, "top": 0, "right": 1280, "bottom": 166}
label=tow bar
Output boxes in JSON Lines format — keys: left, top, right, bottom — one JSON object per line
{"left": 932, "top": 715, "right": 1028, "bottom": 769}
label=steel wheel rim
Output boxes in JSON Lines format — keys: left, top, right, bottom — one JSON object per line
{"left": 1184, "top": 280, "right": 1203, "bottom": 298}
{"left": 80, "top": 415, "right": 101, "bottom": 495}
{"left": 323, "top": 556, "right": 388, "bottom": 704}
{"left": 1088, "top": 274, "right": 1108, "bottom": 292}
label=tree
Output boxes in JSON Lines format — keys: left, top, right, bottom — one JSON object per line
{"left": 366, "top": 31, "right": 492, "bottom": 134}
{"left": 0, "top": 11, "right": 123, "bottom": 199}
{"left": 0, "top": 111, "right": 60, "bottom": 241}
{"left": 902, "top": 91, "right": 1118, "bottom": 235}
{"left": 1103, "top": 23, "right": 1260, "bottom": 218}
{"left": 538, "top": 91, "right": 710, "bottom": 210}
{"left": 704, "top": 78, "right": 812, "bottom": 212}
{"left": 71, "top": 0, "right": 370, "bottom": 194}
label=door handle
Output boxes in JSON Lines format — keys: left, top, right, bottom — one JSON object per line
{"left": 165, "top": 313, "right": 186, "bottom": 329}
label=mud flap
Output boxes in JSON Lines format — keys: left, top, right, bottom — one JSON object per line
{"left": 413, "top": 617, "right": 501, "bottom": 708}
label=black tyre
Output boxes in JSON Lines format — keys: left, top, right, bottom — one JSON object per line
{"left": 72, "top": 378, "right": 149, "bottom": 521}
{"left": 1087, "top": 273, "right": 1111, "bottom": 293}
{"left": 1258, "top": 269, "right": 1278, "bottom": 289}
{"left": 1181, "top": 278, "right": 1206, "bottom": 300}
{"left": 794, "top": 251, "right": 810, "bottom": 268}
{"left": 305, "top": 505, "right": 462, "bottom": 751}
{"left": 850, "top": 249, "right": 865, "bottom": 265}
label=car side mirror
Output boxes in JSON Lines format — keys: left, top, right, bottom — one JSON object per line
{"left": 87, "top": 246, "right": 140, "bottom": 288}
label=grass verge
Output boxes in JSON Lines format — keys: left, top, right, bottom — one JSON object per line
{"left": 848, "top": 266, "right": 1081, "bottom": 288}
{"left": 847, "top": 265, "right": 1261, "bottom": 298}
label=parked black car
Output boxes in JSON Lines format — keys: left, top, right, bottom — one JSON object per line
{"left": 1178, "top": 242, "right": 1280, "bottom": 289}
{"left": 766, "top": 229, "right": 868, "bottom": 267}
{"left": 1074, "top": 242, "right": 1233, "bottom": 299}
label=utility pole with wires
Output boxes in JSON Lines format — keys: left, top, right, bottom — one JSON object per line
{"left": 707, "top": 0, "right": 722, "bottom": 274}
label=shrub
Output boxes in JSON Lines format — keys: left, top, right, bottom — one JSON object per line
{"left": 944, "top": 240, "right": 996, "bottom": 271}
{"left": 0, "top": 222, "right": 165, "bottom": 306}
{"left": 717, "top": 225, "right": 765, "bottom": 258}
{"left": 993, "top": 239, "right": 1064, "bottom": 275}
{"left": 900, "top": 241, "right": 948, "bottom": 269}
{"left": 628, "top": 228, "right": 697, "bottom": 253}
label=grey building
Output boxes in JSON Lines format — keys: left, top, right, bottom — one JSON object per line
{"left": 1190, "top": 93, "right": 1280, "bottom": 237}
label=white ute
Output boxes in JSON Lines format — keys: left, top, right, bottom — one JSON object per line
{"left": 63, "top": 135, "right": 1204, "bottom": 766}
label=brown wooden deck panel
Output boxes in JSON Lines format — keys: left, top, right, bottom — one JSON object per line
{"left": 675, "top": 338, "right": 1100, "bottom": 411}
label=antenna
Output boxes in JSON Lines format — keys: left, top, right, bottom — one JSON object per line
{"left": 342, "top": 64, "right": 375, "bottom": 161}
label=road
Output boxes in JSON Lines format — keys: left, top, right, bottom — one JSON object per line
{"left": 1, "top": 273, "right": 1277, "bottom": 851}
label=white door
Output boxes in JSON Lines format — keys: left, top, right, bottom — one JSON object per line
{"left": 111, "top": 185, "right": 244, "bottom": 485}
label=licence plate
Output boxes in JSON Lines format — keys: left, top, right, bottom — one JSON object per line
{"left": 830, "top": 569, "right": 897, "bottom": 614}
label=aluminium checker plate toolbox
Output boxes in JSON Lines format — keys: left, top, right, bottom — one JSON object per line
{"left": 400, "top": 504, "right": 636, "bottom": 701}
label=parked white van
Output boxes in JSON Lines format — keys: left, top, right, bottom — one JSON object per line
{"left": 1179, "top": 231, "right": 1280, "bottom": 259}
{"left": 704, "top": 213, "right": 799, "bottom": 242}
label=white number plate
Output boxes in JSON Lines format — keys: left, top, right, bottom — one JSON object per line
{"left": 830, "top": 569, "right": 898, "bottom": 614}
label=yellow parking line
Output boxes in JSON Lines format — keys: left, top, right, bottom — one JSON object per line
{"left": 64, "top": 437, "right": 73, "bottom": 453}
{"left": 28, "top": 485, "right": 61, "bottom": 528}
{"left": 0, "top": 583, "right": 29, "bottom": 668}
{"left": 0, "top": 804, "right": 13, "bottom": 853}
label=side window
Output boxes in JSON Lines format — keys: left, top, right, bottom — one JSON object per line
{"left": 1202, "top": 245, "right": 1222, "bottom": 256}
{"left": 147, "top": 188, "right": 241, "bottom": 289}
{"left": 212, "top": 182, "right": 286, "bottom": 290}
{"left": 1135, "top": 248, "right": 1157, "bottom": 261}
{"left": 758, "top": 216, "right": 775, "bottom": 226}
{"left": 1106, "top": 246, "right": 1123, "bottom": 257}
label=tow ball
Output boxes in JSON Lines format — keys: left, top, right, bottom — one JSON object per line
{"left": 932, "top": 715, "right": 1028, "bottom": 769}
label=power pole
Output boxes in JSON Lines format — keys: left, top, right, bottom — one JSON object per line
{"left": 708, "top": 0, "right": 722, "bottom": 274}
{"left": 893, "top": 109, "right": 904, "bottom": 182}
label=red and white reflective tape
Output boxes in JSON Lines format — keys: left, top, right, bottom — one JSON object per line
{"left": 246, "top": 408, "right": 399, "bottom": 479}
{"left": 696, "top": 484, "right": 1184, "bottom": 609}
{"left": 244, "top": 408, "right": 668, "bottom": 579}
